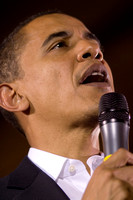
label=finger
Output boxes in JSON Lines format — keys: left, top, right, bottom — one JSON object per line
{"left": 103, "top": 148, "right": 133, "bottom": 168}
{"left": 113, "top": 166, "right": 133, "bottom": 186}
{"left": 111, "top": 179, "right": 133, "bottom": 200}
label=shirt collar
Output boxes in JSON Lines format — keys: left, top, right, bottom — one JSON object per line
{"left": 87, "top": 153, "right": 104, "bottom": 175}
{"left": 28, "top": 147, "right": 67, "bottom": 181}
{"left": 28, "top": 148, "right": 104, "bottom": 181}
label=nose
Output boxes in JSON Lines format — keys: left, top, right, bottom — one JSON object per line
{"left": 77, "top": 40, "right": 103, "bottom": 62}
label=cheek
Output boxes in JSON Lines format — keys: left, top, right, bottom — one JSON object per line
{"left": 23, "top": 66, "right": 73, "bottom": 111}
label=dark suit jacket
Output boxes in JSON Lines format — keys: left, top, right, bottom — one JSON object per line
{"left": 0, "top": 156, "right": 70, "bottom": 200}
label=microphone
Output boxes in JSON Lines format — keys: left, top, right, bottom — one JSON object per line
{"left": 98, "top": 92, "right": 130, "bottom": 158}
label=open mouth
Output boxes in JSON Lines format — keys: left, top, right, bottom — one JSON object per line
{"left": 81, "top": 71, "right": 107, "bottom": 84}
{"left": 79, "top": 64, "right": 109, "bottom": 85}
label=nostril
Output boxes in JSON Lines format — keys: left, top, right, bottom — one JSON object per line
{"left": 82, "top": 52, "right": 91, "bottom": 59}
{"left": 95, "top": 52, "right": 102, "bottom": 59}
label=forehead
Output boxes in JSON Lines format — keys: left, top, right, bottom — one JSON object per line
{"left": 23, "top": 13, "right": 89, "bottom": 39}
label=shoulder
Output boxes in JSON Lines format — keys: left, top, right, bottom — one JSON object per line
{"left": 0, "top": 156, "right": 70, "bottom": 200}
{"left": 0, "top": 175, "right": 9, "bottom": 189}
{"left": 0, "top": 175, "right": 13, "bottom": 200}
{"left": 0, "top": 156, "right": 37, "bottom": 200}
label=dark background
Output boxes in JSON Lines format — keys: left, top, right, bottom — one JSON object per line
{"left": 0, "top": 0, "right": 133, "bottom": 177}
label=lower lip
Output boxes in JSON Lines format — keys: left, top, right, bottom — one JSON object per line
{"left": 81, "top": 81, "right": 111, "bottom": 88}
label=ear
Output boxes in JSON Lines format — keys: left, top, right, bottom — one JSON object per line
{"left": 0, "top": 84, "right": 29, "bottom": 112}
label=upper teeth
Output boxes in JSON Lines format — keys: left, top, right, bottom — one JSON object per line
{"left": 91, "top": 72, "right": 104, "bottom": 76}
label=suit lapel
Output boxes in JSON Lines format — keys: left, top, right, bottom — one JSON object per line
{"left": 7, "top": 156, "right": 70, "bottom": 200}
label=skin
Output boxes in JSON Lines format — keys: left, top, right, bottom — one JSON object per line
{"left": 0, "top": 13, "right": 133, "bottom": 199}
{"left": 16, "top": 14, "right": 114, "bottom": 157}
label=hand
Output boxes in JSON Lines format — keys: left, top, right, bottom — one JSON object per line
{"left": 82, "top": 148, "right": 133, "bottom": 200}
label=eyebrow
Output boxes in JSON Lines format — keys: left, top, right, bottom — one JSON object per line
{"left": 41, "top": 31, "right": 70, "bottom": 47}
{"left": 84, "top": 32, "right": 101, "bottom": 47}
{"left": 41, "top": 30, "right": 101, "bottom": 48}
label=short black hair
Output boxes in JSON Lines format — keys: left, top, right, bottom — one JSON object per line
{"left": 0, "top": 9, "right": 63, "bottom": 135}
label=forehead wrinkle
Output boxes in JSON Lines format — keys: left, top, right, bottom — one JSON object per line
{"left": 21, "top": 14, "right": 102, "bottom": 54}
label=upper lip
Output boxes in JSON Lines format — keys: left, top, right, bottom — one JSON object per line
{"left": 79, "top": 63, "right": 109, "bottom": 84}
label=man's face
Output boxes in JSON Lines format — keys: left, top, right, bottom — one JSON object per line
{"left": 18, "top": 13, "right": 114, "bottom": 126}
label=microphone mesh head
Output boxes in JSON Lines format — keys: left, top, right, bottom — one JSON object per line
{"left": 98, "top": 92, "right": 130, "bottom": 124}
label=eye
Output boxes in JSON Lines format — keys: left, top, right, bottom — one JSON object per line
{"left": 51, "top": 41, "right": 67, "bottom": 50}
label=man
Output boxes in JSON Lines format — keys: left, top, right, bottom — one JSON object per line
{"left": 0, "top": 10, "right": 133, "bottom": 200}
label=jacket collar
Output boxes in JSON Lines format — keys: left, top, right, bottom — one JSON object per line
{"left": 7, "top": 156, "right": 40, "bottom": 189}
{"left": 7, "top": 156, "right": 70, "bottom": 200}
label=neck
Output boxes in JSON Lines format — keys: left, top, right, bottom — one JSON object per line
{"left": 19, "top": 112, "right": 100, "bottom": 164}
{"left": 27, "top": 125, "right": 100, "bottom": 161}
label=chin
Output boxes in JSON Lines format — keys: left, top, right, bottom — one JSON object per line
{"left": 90, "top": 86, "right": 114, "bottom": 105}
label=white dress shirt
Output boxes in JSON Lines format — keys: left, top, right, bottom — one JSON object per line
{"left": 28, "top": 148, "right": 104, "bottom": 200}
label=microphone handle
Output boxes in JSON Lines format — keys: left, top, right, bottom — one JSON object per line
{"left": 100, "top": 121, "right": 129, "bottom": 157}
